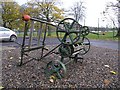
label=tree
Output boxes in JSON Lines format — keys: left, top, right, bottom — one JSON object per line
{"left": 69, "top": 1, "right": 86, "bottom": 22}
{"left": 1, "top": 1, "right": 20, "bottom": 29}
{"left": 0, "top": 3, "right": 3, "bottom": 26}
{"left": 104, "top": 0, "right": 120, "bottom": 37}
{"left": 116, "top": 0, "right": 120, "bottom": 36}
{"left": 26, "top": 0, "right": 64, "bottom": 36}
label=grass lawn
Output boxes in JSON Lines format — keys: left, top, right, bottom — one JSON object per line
{"left": 17, "top": 31, "right": 119, "bottom": 41}
{"left": 87, "top": 31, "right": 118, "bottom": 41}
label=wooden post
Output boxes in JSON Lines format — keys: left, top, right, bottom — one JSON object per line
{"left": 28, "top": 21, "right": 34, "bottom": 48}
{"left": 37, "top": 23, "right": 42, "bottom": 46}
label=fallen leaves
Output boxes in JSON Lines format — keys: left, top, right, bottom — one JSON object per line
{"left": 110, "top": 71, "right": 117, "bottom": 75}
{"left": 104, "top": 79, "right": 110, "bottom": 86}
{"left": 104, "top": 65, "right": 110, "bottom": 68}
{"left": 19, "top": 57, "right": 21, "bottom": 59}
{"left": 49, "top": 75, "right": 56, "bottom": 83}
{"left": 9, "top": 57, "right": 13, "bottom": 60}
{"left": 104, "top": 64, "right": 117, "bottom": 75}
{"left": 8, "top": 51, "right": 11, "bottom": 53}
{"left": 0, "top": 86, "right": 4, "bottom": 90}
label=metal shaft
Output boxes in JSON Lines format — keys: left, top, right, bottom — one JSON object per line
{"left": 19, "top": 21, "right": 28, "bottom": 66}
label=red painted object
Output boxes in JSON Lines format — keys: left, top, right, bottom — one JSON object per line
{"left": 22, "top": 15, "right": 31, "bottom": 21}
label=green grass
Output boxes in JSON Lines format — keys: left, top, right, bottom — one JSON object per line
{"left": 17, "top": 31, "right": 118, "bottom": 41}
{"left": 87, "top": 31, "right": 118, "bottom": 41}
{"left": 17, "top": 33, "right": 24, "bottom": 37}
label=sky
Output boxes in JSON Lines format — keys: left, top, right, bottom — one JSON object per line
{"left": 14, "top": 0, "right": 117, "bottom": 27}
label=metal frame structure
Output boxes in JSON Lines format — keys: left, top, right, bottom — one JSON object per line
{"left": 17, "top": 15, "right": 91, "bottom": 80}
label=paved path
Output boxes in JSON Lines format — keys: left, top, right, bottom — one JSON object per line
{"left": 0, "top": 37, "right": 119, "bottom": 50}
{"left": 90, "top": 40, "right": 118, "bottom": 50}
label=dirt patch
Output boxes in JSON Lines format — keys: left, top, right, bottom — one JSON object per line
{"left": 1, "top": 45, "right": 119, "bottom": 88}
{"left": 1, "top": 46, "right": 15, "bottom": 51}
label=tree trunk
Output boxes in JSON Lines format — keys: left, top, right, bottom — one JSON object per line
{"left": 47, "top": 18, "right": 51, "bottom": 36}
{"left": 3, "top": 21, "right": 12, "bottom": 29}
{"left": 116, "top": 28, "right": 120, "bottom": 37}
{"left": 47, "top": 26, "right": 51, "bottom": 36}
{"left": 3, "top": 22, "right": 7, "bottom": 28}
{"left": 116, "top": 1, "right": 120, "bottom": 37}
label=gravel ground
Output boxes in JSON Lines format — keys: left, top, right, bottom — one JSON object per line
{"left": 1, "top": 45, "right": 119, "bottom": 88}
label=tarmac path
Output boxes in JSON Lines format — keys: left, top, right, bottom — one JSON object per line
{"left": 0, "top": 37, "right": 119, "bottom": 50}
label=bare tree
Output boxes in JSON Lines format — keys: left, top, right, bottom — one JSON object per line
{"left": 117, "top": 0, "right": 120, "bottom": 36}
{"left": 70, "top": 1, "right": 86, "bottom": 22}
{"left": 104, "top": 0, "right": 120, "bottom": 36}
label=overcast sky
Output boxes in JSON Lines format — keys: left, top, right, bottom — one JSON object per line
{"left": 15, "top": 0, "right": 117, "bottom": 27}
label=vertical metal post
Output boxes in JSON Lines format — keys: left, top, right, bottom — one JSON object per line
{"left": 28, "top": 21, "right": 34, "bottom": 48}
{"left": 98, "top": 18, "right": 99, "bottom": 38}
{"left": 19, "top": 21, "right": 28, "bottom": 66}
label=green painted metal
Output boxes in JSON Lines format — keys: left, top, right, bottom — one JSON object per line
{"left": 58, "top": 44, "right": 73, "bottom": 58}
{"left": 17, "top": 15, "right": 91, "bottom": 80}
{"left": 81, "top": 26, "right": 90, "bottom": 36}
{"left": 73, "top": 37, "right": 90, "bottom": 55}
{"left": 44, "top": 60, "right": 66, "bottom": 79}
{"left": 56, "top": 18, "right": 82, "bottom": 45}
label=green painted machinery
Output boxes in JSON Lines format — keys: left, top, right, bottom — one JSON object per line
{"left": 18, "top": 15, "right": 90, "bottom": 80}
